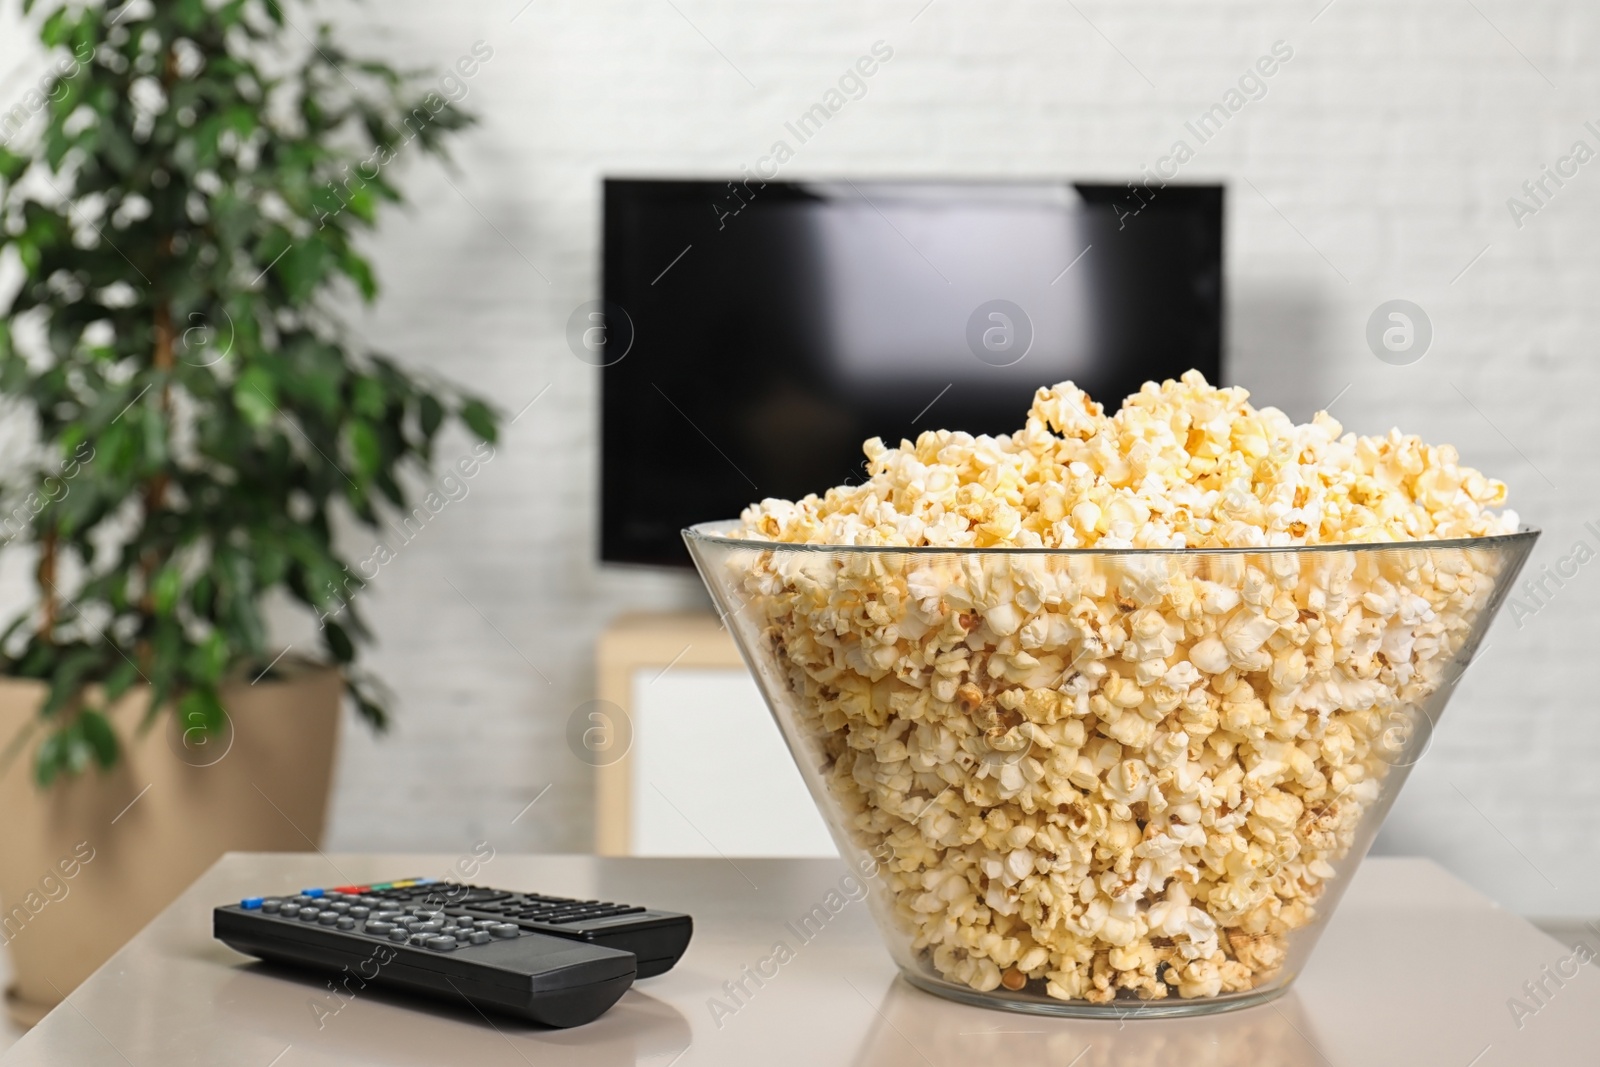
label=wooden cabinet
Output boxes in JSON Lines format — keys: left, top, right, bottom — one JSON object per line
{"left": 594, "top": 613, "right": 835, "bottom": 857}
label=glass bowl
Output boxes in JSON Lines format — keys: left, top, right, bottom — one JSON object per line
{"left": 683, "top": 522, "right": 1538, "bottom": 1018}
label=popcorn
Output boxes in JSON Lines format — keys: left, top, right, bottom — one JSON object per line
{"left": 719, "top": 373, "right": 1520, "bottom": 1005}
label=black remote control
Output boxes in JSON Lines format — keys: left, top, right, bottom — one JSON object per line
{"left": 365, "top": 879, "right": 691, "bottom": 979}
{"left": 213, "top": 877, "right": 693, "bottom": 1028}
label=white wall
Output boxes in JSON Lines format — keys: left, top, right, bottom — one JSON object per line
{"left": 2, "top": 1, "right": 1597, "bottom": 918}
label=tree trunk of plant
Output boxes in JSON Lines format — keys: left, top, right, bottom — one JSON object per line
{"left": 138, "top": 300, "right": 173, "bottom": 623}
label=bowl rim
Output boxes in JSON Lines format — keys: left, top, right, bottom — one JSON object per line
{"left": 682, "top": 521, "right": 1541, "bottom": 557}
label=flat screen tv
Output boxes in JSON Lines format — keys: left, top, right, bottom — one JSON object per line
{"left": 600, "top": 179, "right": 1223, "bottom": 567}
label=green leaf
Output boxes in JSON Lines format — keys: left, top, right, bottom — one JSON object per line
{"left": 323, "top": 619, "right": 355, "bottom": 663}
{"left": 345, "top": 672, "right": 390, "bottom": 731}
{"left": 13, "top": 241, "right": 39, "bottom": 277}
{"left": 97, "top": 123, "right": 138, "bottom": 174}
{"left": 419, "top": 394, "right": 444, "bottom": 438}
{"left": 188, "top": 573, "right": 215, "bottom": 618}
{"left": 341, "top": 182, "right": 377, "bottom": 224}
{"left": 65, "top": 729, "right": 90, "bottom": 774}
{"left": 101, "top": 658, "right": 141, "bottom": 707}
{"left": 374, "top": 470, "right": 404, "bottom": 508}
{"left": 174, "top": 0, "right": 208, "bottom": 32}
{"left": 234, "top": 367, "right": 278, "bottom": 428}
{"left": 151, "top": 566, "right": 183, "bottom": 616}
{"left": 41, "top": 648, "right": 99, "bottom": 717}
{"left": 178, "top": 687, "right": 227, "bottom": 736}
{"left": 34, "top": 731, "right": 67, "bottom": 788}
{"left": 346, "top": 420, "right": 381, "bottom": 479}
{"left": 277, "top": 241, "right": 330, "bottom": 304}
{"left": 224, "top": 106, "right": 256, "bottom": 138}
{"left": 460, "top": 400, "right": 497, "bottom": 444}
{"left": 0, "top": 146, "right": 27, "bottom": 183}
{"left": 254, "top": 228, "right": 294, "bottom": 284}
{"left": 252, "top": 544, "right": 288, "bottom": 587}
{"left": 39, "top": 7, "right": 73, "bottom": 46}
{"left": 77, "top": 709, "right": 119, "bottom": 769}
{"left": 352, "top": 377, "right": 385, "bottom": 419}
{"left": 186, "top": 630, "right": 229, "bottom": 684}
{"left": 341, "top": 251, "right": 377, "bottom": 301}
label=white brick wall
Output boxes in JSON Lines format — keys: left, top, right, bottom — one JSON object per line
{"left": 3, "top": 1, "right": 1596, "bottom": 918}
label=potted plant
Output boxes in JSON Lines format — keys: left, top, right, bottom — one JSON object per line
{"left": 0, "top": 0, "right": 495, "bottom": 1024}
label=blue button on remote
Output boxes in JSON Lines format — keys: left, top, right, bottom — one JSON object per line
{"left": 241, "top": 897, "right": 263, "bottom": 909}
{"left": 301, "top": 887, "right": 325, "bottom": 898}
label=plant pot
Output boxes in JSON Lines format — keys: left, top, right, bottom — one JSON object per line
{"left": 0, "top": 661, "right": 342, "bottom": 1028}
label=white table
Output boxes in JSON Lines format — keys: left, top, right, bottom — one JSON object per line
{"left": 3, "top": 854, "right": 1596, "bottom": 1065}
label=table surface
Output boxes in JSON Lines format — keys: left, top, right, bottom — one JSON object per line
{"left": 3, "top": 853, "right": 1596, "bottom": 1066}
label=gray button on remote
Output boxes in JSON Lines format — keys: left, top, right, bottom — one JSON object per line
{"left": 336, "top": 917, "right": 356, "bottom": 930}
{"left": 425, "top": 936, "right": 457, "bottom": 951}
{"left": 365, "top": 921, "right": 395, "bottom": 935}
{"left": 491, "top": 924, "right": 519, "bottom": 939}
{"left": 318, "top": 913, "right": 340, "bottom": 926}
{"left": 261, "top": 899, "right": 283, "bottom": 914}
{"left": 299, "top": 910, "right": 321, "bottom": 923}
{"left": 469, "top": 930, "right": 491, "bottom": 945}
{"left": 388, "top": 929, "right": 408, "bottom": 942}
{"left": 349, "top": 906, "right": 369, "bottom": 919}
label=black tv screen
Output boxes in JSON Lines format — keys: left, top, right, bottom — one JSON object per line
{"left": 600, "top": 179, "right": 1223, "bottom": 567}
